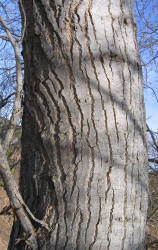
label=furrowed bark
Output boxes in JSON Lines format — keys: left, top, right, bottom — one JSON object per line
{"left": 9, "top": 0, "right": 148, "bottom": 249}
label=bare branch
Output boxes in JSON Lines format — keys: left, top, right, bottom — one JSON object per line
{"left": 144, "top": 84, "right": 158, "bottom": 103}
{"left": 0, "top": 92, "right": 16, "bottom": 110}
{"left": 0, "top": 65, "right": 16, "bottom": 71}
{"left": 3, "top": 44, "right": 22, "bottom": 151}
{"left": 0, "top": 2, "right": 15, "bottom": 36}
{"left": 0, "top": 18, "right": 22, "bottom": 148}
{"left": 146, "top": 240, "right": 158, "bottom": 248}
{"left": 147, "top": 124, "right": 158, "bottom": 151}
{"left": 0, "top": 143, "right": 38, "bottom": 250}
{"left": 0, "top": 204, "right": 12, "bottom": 215}
{"left": 0, "top": 16, "right": 16, "bottom": 47}
{"left": 148, "top": 165, "right": 158, "bottom": 173}
{"left": 148, "top": 158, "right": 158, "bottom": 165}
{"left": 148, "top": 203, "right": 158, "bottom": 220}
{"left": 0, "top": 34, "right": 9, "bottom": 40}
{"left": 18, "top": 0, "right": 26, "bottom": 44}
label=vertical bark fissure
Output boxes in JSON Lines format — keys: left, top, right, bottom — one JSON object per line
{"left": 36, "top": 82, "right": 68, "bottom": 248}
{"left": 37, "top": 82, "right": 66, "bottom": 181}
{"left": 131, "top": 110, "right": 138, "bottom": 247}
{"left": 45, "top": 69, "right": 78, "bottom": 201}
{"left": 99, "top": 50, "right": 120, "bottom": 143}
{"left": 121, "top": 120, "right": 129, "bottom": 250}
{"left": 107, "top": 2, "right": 120, "bottom": 143}
{"left": 76, "top": 210, "right": 83, "bottom": 250}
{"left": 89, "top": 196, "right": 102, "bottom": 250}
{"left": 85, "top": 69, "right": 98, "bottom": 145}
{"left": 107, "top": 189, "right": 115, "bottom": 250}
{"left": 136, "top": 154, "right": 143, "bottom": 242}
{"left": 104, "top": 110, "right": 113, "bottom": 201}
{"left": 87, "top": 0, "right": 97, "bottom": 41}
{"left": 84, "top": 9, "right": 107, "bottom": 152}
{"left": 108, "top": 0, "right": 117, "bottom": 48}
{"left": 72, "top": 0, "right": 81, "bottom": 18}
{"left": 88, "top": 1, "right": 120, "bottom": 144}
{"left": 76, "top": 39, "right": 84, "bottom": 75}
{"left": 87, "top": 0, "right": 119, "bottom": 148}
{"left": 33, "top": 7, "right": 85, "bottom": 241}
{"left": 42, "top": 81, "right": 69, "bottom": 249}
{"left": 54, "top": 223, "right": 60, "bottom": 250}
{"left": 67, "top": 4, "right": 73, "bottom": 62}
{"left": 130, "top": 133, "right": 137, "bottom": 247}
{"left": 34, "top": 0, "right": 80, "bottom": 99}
{"left": 119, "top": 4, "right": 133, "bottom": 105}
{"left": 85, "top": 120, "right": 95, "bottom": 242}
{"left": 72, "top": 188, "right": 80, "bottom": 228}
{"left": 84, "top": 12, "right": 102, "bottom": 101}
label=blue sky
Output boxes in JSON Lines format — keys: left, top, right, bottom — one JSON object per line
{"left": 134, "top": 0, "right": 158, "bottom": 132}
{"left": 145, "top": 90, "right": 158, "bottom": 131}
{"left": 144, "top": 73, "right": 158, "bottom": 131}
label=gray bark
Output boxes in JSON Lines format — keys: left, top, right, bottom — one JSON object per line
{"left": 9, "top": 0, "right": 148, "bottom": 249}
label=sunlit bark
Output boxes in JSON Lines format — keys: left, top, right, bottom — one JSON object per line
{"left": 9, "top": 0, "right": 148, "bottom": 249}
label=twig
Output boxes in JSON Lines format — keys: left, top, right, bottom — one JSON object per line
{"left": 0, "top": 143, "right": 38, "bottom": 250}
{"left": 147, "top": 124, "right": 158, "bottom": 151}
{"left": 147, "top": 240, "right": 158, "bottom": 248}
{"left": 0, "top": 35, "right": 9, "bottom": 40}
{"left": 148, "top": 158, "right": 158, "bottom": 165}
{"left": 0, "top": 92, "right": 16, "bottom": 110}
{"left": 22, "top": 202, "right": 50, "bottom": 231}
{"left": 0, "top": 204, "right": 12, "bottom": 215}
{"left": 148, "top": 204, "right": 158, "bottom": 220}
{"left": 18, "top": 0, "right": 26, "bottom": 45}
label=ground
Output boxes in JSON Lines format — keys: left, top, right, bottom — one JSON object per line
{"left": 0, "top": 186, "right": 13, "bottom": 250}
{"left": 0, "top": 119, "right": 21, "bottom": 249}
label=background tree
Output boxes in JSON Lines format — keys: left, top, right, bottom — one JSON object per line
{"left": 0, "top": 0, "right": 21, "bottom": 118}
{"left": 0, "top": 1, "right": 49, "bottom": 249}
{"left": 9, "top": 0, "right": 148, "bottom": 249}
{"left": 135, "top": 0, "right": 158, "bottom": 91}
{"left": 134, "top": 1, "right": 158, "bottom": 248}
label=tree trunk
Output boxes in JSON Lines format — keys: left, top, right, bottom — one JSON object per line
{"left": 9, "top": 0, "right": 148, "bottom": 249}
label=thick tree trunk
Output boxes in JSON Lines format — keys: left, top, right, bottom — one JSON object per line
{"left": 9, "top": 0, "right": 148, "bottom": 249}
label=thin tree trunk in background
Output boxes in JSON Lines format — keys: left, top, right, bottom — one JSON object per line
{"left": 9, "top": 0, "right": 148, "bottom": 249}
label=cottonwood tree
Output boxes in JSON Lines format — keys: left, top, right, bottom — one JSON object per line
{"left": 9, "top": 0, "right": 148, "bottom": 249}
